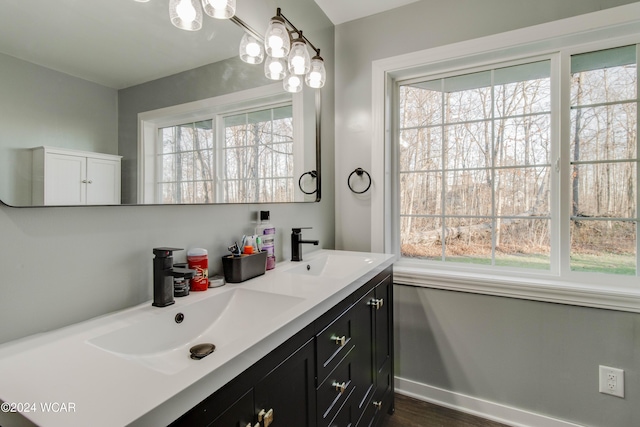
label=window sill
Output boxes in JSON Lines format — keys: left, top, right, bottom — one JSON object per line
{"left": 393, "top": 260, "right": 640, "bottom": 313}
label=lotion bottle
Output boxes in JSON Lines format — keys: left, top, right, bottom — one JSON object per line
{"left": 256, "top": 210, "right": 276, "bottom": 270}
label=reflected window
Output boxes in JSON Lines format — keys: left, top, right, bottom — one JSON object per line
{"left": 221, "top": 106, "right": 294, "bottom": 203}
{"left": 155, "top": 104, "right": 293, "bottom": 204}
{"left": 158, "top": 120, "right": 214, "bottom": 204}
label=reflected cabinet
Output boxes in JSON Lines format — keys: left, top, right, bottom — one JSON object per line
{"left": 31, "top": 146, "right": 122, "bottom": 206}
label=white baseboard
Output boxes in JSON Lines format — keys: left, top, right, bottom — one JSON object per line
{"left": 395, "top": 376, "right": 585, "bottom": 427}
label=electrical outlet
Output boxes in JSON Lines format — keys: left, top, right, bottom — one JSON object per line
{"left": 599, "top": 365, "right": 624, "bottom": 398}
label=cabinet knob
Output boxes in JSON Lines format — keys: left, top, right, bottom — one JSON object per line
{"left": 258, "top": 408, "right": 274, "bottom": 427}
{"left": 332, "top": 381, "right": 347, "bottom": 394}
{"left": 373, "top": 400, "right": 383, "bottom": 410}
{"left": 81, "top": 179, "right": 87, "bottom": 183}
{"left": 369, "top": 298, "right": 384, "bottom": 310}
{"left": 332, "top": 335, "right": 347, "bottom": 346}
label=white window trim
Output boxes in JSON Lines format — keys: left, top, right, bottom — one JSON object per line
{"left": 371, "top": 3, "right": 640, "bottom": 312}
{"left": 137, "top": 83, "right": 304, "bottom": 204}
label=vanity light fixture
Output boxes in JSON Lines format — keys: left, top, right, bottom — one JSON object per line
{"left": 288, "top": 33, "right": 311, "bottom": 75}
{"left": 239, "top": 8, "right": 326, "bottom": 90}
{"left": 306, "top": 54, "right": 326, "bottom": 89}
{"left": 239, "top": 32, "right": 264, "bottom": 64}
{"left": 283, "top": 72, "right": 303, "bottom": 93}
{"left": 201, "top": 0, "right": 235, "bottom": 20}
{"left": 169, "top": 0, "right": 203, "bottom": 31}
{"left": 264, "top": 56, "right": 287, "bottom": 80}
{"left": 264, "top": 14, "right": 290, "bottom": 58}
{"left": 169, "top": 0, "right": 235, "bottom": 31}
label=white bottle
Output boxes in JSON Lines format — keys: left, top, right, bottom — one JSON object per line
{"left": 256, "top": 210, "right": 276, "bottom": 270}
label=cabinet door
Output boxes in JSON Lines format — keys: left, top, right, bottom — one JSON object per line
{"left": 45, "top": 153, "right": 86, "bottom": 205}
{"left": 208, "top": 390, "right": 255, "bottom": 427}
{"left": 350, "top": 290, "right": 375, "bottom": 417}
{"left": 374, "top": 276, "right": 392, "bottom": 377}
{"left": 86, "top": 157, "right": 121, "bottom": 205}
{"left": 254, "top": 338, "right": 315, "bottom": 427}
{"left": 372, "top": 275, "right": 394, "bottom": 425}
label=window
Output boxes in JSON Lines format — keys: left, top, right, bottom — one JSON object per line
{"left": 398, "top": 61, "right": 553, "bottom": 269}
{"left": 569, "top": 46, "right": 637, "bottom": 275}
{"left": 397, "top": 46, "right": 639, "bottom": 278}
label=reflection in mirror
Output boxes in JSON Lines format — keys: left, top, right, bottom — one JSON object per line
{"left": 0, "top": 0, "right": 320, "bottom": 207}
{"left": 137, "top": 83, "right": 316, "bottom": 204}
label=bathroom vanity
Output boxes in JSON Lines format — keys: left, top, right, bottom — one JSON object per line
{"left": 0, "top": 250, "right": 394, "bottom": 427}
{"left": 172, "top": 265, "right": 393, "bottom": 427}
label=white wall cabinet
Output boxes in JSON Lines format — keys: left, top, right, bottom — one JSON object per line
{"left": 32, "top": 146, "right": 122, "bottom": 206}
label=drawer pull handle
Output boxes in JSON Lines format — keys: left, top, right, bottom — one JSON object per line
{"left": 369, "top": 298, "right": 384, "bottom": 310}
{"left": 332, "top": 335, "right": 346, "bottom": 346}
{"left": 332, "top": 381, "right": 347, "bottom": 394}
{"left": 258, "top": 408, "right": 274, "bottom": 427}
{"left": 373, "top": 400, "right": 383, "bottom": 410}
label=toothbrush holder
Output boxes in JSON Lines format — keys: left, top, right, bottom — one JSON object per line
{"left": 222, "top": 250, "right": 268, "bottom": 283}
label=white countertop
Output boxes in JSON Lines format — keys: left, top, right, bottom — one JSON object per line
{"left": 0, "top": 250, "right": 395, "bottom": 427}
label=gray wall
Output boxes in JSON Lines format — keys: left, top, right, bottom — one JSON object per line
{"left": 0, "top": 0, "right": 335, "bottom": 345}
{"left": 0, "top": 53, "right": 118, "bottom": 206}
{"left": 333, "top": 1, "right": 640, "bottom": 426}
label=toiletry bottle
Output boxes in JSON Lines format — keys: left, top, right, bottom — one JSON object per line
{"left": 256, "top": 210, "right": 276, "bottom": 270}
{"left": 187, "top": 248, "right": 209, "bottom": 291}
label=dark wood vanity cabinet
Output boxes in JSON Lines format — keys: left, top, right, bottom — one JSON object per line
{"left": 171, "top": 266, "right": 393, "bottom": 427}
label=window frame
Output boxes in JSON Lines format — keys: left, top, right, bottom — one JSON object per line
{"left": 371, "top": 4, "right": 640, "bottom": 312}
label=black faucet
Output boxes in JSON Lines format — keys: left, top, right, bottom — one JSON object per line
{"left": 152, "top": 247, "right": 195, "bottom": 307}
{"left": 291, "top": 228, "right": 319, "bottom": 262}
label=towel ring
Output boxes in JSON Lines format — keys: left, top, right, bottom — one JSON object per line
{"left": 348, "top": 168, "right": 371, "bottom": 194}
{"left": 299, "top": 170, "right": 318, "bottom": 195}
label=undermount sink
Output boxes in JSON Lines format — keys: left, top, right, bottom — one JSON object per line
{"left": 87, "top": 288, "right": 304, "bottom": 373}
{"left": 284, "top": 253, "right": 377, "bottom": 278}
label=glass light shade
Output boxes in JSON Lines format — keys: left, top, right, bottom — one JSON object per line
{"left": 283, "top": 73, "right": 303, "bottom": 93}
{"left": 264, "top": 56, "right": 287, "bottom": 80}
{"left": 288, "top": 38, "right": 310, "bottom": 75}
{"left": 305, "top": 56, "right": 326, "bottom": 88}
{"left": 169, "top": 0, "right": 203, "bottom": 31}
{"left": 264, "top": 16, "right": 290, "bottom": 58}
{"left": 201, "top": 0, "right": 235, "bottom": 19}
{"left": 239, "top": 33, "right": 264, "bottom": 64}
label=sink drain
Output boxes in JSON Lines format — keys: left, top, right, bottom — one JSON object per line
{"left": 190, "top": 343, "right": 216, "bottom": 360}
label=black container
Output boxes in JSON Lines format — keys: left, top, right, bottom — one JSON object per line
{"left": 222, "top": 251, "right": 268, "bottom": 283}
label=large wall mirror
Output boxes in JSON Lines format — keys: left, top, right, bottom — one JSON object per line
{"left": 0, "top": 0, "right": 321, "bottom": 207}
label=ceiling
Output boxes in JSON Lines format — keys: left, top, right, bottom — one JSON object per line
{"left": 0, "top": 0, "right": 415, "bottom": 90}
{"left": 313, "top": 0, "right": 420, "bottom": 25}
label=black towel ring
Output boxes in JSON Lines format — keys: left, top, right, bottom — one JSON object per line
{"left": 299, "top": 170, "right": 318, "bottom": 195}
{"left": 348, "top": 168, "right": 371, "bottom": 194}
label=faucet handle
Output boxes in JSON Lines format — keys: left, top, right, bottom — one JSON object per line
{"left": 292, "top": 227, "right": 312, "bottom": 234}
{"left": 153, "top": 247, "right": 184, "bottom": 257}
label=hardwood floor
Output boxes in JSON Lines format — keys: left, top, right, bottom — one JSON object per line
{"left": 380, "top": 394, "right": 510, "bottom": 427}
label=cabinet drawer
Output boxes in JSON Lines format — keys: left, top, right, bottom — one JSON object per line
{"left": 316, "top": 309, "right": 354, "bottom": 382}
{"left": 317, "top": 347, "right": 355, "bottom": 426}
{"left": 329, "top": 388, "right": 355, "bottom": 427}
